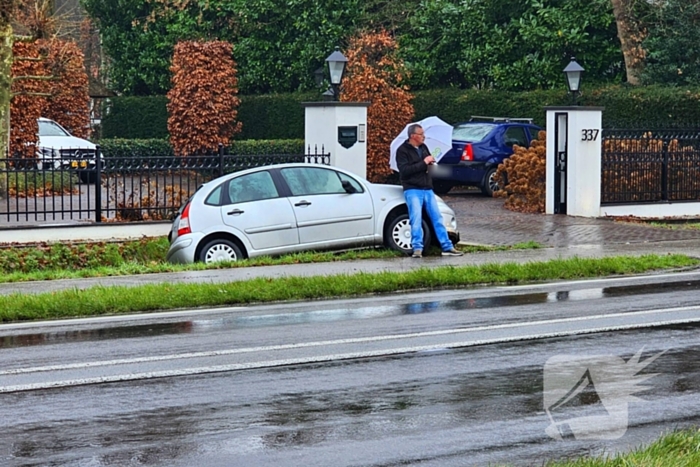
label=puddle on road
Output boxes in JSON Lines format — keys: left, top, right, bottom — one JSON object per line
{"left": 0, "top": 321, "right": 194, "bottom": 349}
{"left": 2, "top": 280, "right": 699, "bottom": 349}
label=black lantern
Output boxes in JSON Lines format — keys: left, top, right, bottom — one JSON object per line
{"left": 325, "top": 47, "right": 348, "bottom": 102}
{"left": 563, "top": 57, "right": 585, "bottom": 105}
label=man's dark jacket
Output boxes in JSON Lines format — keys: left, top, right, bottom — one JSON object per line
{"left": 396, "top": 140, "right": 433, "bottom": 191}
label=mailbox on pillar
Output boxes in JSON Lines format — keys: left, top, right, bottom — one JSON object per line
{"left": 545, "top": 106, "right": 604, "bottom": 217}
{"left": 303, "top": 47, "right": 369, "bottom": 178}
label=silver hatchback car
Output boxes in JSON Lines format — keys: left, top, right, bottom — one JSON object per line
{"left": 166, "top": 163, "right": 460, "bottom": 263}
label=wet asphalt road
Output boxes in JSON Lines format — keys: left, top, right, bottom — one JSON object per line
{"left": 2, "top": 272, "right": 700, "bottom": 466}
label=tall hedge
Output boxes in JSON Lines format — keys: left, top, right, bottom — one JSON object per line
{"left": 100, "top": 85, "right": 700, "bottom": 141}
{"left": 102, "top": 96, "right": 169, "bottom": 139}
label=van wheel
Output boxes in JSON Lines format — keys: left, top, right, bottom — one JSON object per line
{"left": 384, "top": 213, "right": 432, "bottom": 254}
{"left": 480, "top": 167, "right": 499, "bottom": 197}
{"left": 199, "top": 238, "right": 243, "bottom": 263}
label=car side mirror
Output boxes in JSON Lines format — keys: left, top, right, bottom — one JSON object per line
{"left": 341, "top": 180, "right": 358, "bottom": 193}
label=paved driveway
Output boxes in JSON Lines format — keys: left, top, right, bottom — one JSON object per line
{"left": 443, "top": 188, "right": 700, "bottom": 247}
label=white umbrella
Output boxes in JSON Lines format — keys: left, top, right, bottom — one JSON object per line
{"left": 389, "top": 116, "right": 453, "bottom": 172}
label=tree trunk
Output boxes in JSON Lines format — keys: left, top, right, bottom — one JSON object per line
{"left": 0, "top": 22, "right": 12, "bottom": 194}
{"left": 611, "top": 0, "right": 645, "bottom": 85}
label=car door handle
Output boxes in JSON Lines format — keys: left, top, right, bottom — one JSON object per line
{"left": 294, "top": 200, "right": 312, "bottom": 207}
{"left": 227, "top": 208, "right": 244, "bottom": 215}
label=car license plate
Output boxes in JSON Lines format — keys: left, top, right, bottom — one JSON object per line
{"left": 71, "top": 161, "right": 88, "bottom": 168}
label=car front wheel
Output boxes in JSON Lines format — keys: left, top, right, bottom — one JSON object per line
{"left": 199, "top": 238, "right": 243, "bottom": 263}
{"left": 384, "top": 213, "right": 432, "bottom": 254}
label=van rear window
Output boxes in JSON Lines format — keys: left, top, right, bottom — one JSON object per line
{"left": 452, "top": 124, "right": 495, "bottom": 142}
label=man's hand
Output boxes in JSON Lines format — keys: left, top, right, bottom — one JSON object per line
{"left": 423, "top": 155, "right": 436, "bottom": 165}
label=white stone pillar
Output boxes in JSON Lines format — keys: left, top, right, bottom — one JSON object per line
{"left": 545, "top": 106, "right": 604, "bottom": 217}
{"left": 302, "top": 102, "right": 369, "bottom": 178}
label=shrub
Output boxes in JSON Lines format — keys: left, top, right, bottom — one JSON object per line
{"left": 494, "top": 131, "right": 546, "bottom": 213}
{"left": 341, "top": 30, "right": 414, "bottom": 183}
{"left": 101, "top": 96, "right": 169, "bottom": 139}
{"left": 167, "top": 41, "right": 242, "bottom": 156}
{"left": 6, "top": 170, "right": 78, "bottom": 196}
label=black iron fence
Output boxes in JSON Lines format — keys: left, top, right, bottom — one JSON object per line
{"left": 0, "top": 145, "right": 330, "bottom": 224}
{"left": 601, "top": 128, "right": 700, "bottom": 204}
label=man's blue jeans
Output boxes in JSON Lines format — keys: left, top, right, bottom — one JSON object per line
{"left": 404, "top": 188, "right": 453, "bottom": 251}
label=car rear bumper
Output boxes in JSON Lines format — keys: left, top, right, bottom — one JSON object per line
{"left": 166, "top": 233, "right": 201, "bottom": 264}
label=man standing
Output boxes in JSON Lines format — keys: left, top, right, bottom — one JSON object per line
{"left": 396, "top": 124, "right": 463, "bottom": 258}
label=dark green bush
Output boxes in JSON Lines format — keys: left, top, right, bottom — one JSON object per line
{"left": 99, "top": 86, "right": 700, "bottom": 141}
{"left": 98, "top": 138, "right": 305, "bottom": 160}
{"left": 7, "top": 171, "right": 78, "bottom": 194}
{"left": 102, "top": 96, "right": 169, "bottom": 139}
{"left": 236, "top": 92, "right": 318, "bottom": 140}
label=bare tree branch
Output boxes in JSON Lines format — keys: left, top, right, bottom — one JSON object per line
{"left": 14, "top": 56, "right": 45, "bottom": 61}
{"left": 11, "top": 91, "right": 53, "bottom": 97}
{"left": 12, "top": 75, "right": 57, "bottom": 81}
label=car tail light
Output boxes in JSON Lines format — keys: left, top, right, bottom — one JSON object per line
{"left": 177, "top": 202, "right": 192, "bottom": 236}
{"left": 460, "top": 144, "right": 474, "bottom": 161}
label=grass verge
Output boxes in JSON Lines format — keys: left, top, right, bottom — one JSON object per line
{"left": 545, "top": 428, "right": 700, "bottom": 466}
{"left": 0, "top": 254, "right": 696, "bottom": 322}
{"left": 0, "top": 239, "right": 542, "bottom": 284}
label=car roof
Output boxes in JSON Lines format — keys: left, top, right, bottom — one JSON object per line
{"left": 201, "top": 163, "right": 358, "bottom": 188}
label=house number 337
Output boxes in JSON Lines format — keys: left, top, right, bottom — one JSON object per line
{"left": 581, "top": 129, "right": 599, "bottom": 141}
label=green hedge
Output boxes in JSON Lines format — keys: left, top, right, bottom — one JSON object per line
{"left": 102, "top": 96, "right": 169, "bottom": 139}
{"left": 100, "top": 86, "right": 700, "bottom": 141}
{"left": 237, "top": 92, "right": 318, "bottom": 140}
{"left": 98, "top": 138, "right": 304, "bottom": 159}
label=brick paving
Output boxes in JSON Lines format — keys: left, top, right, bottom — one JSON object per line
{"left": 443, "top": 189, "right": 700, "bottom": 247}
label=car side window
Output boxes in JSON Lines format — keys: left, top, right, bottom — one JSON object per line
{"left": 504, "top": 127, "right": 528, "bottom": 147}
{"left": 226, "top": 171, "right": 279, "bottom": 204}
{"left": 338, "top": 172, "right": 364, "bottom": 193}
{"left": 280, "top": 167, "right": 346, "bottom": 196}
{"left": 205, "top": 185, "right": 223, "bottom": 206}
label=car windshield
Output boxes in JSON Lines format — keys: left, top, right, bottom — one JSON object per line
{"left": 452, "top": 123, "right": 495, "bottom": 142}
{"left": 38, "top": 120, "right": 70, "bottom": 137}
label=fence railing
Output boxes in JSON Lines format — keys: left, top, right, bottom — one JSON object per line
{"left": 0, "top": 146, "right": 330, "bottom": 225}
{"left": 601, "top": 129, "right": 700, "bottom": 204}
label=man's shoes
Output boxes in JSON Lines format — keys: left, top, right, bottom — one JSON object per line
{"left": 441, "top": 248, "right": 463, "bottom": 257}
{"left": 412, "top": 249, "right": 422, "bottom": 258}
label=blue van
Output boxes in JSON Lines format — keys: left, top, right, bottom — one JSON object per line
{"left": 432, "top": 116, "right": 542, "bottom": 196}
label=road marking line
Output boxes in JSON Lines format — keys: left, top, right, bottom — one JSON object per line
{"left": 499, "top": 270, "right": 700, "bottom": 290}
{"left": 3, "top": 304, "right": 700, "bottom": 376}
{"left": 1, "top": 315, "right": 699, "bottom": 393}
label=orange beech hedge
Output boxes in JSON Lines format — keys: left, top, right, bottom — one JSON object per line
{"left": 167, "top": 41, "right": 242, "bottom": 156}
{"left": 10, "top": 38, "right": 89, "bottom": 158}
{"left": 494, "top": 131, "right": 547, "bottom": 213}
{"left": 341, "top": 30, "right": 413, "bottom": 183}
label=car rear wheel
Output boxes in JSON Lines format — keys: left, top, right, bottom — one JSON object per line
{"left": 384, "top": 213, "right": 432, "bottom": 254}
{"left": 432, "top": 180, "right": 453, "bottom": 195}
{"left": 199, "top": 238, "right": 243, "bottom": 263}
{"left": 480, "top": 167, "right": 499, "bottom": 197}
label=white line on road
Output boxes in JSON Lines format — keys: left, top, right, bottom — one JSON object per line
{"left": 2, "top": 303, "right": 700, "bottom": 379}
{"left": 1, "top": 315, "right": 699, "bottom": 394}
{"left": 498, "top": 270, "right": 700, "bottom": 290}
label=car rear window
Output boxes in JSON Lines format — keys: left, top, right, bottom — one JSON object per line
{"left": 452, "top": 123, "right": 495, "bottom": 142}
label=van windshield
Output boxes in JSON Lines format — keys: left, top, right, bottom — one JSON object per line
{"left": 452, "top": 123, "right": 495, "bottom": 142}
{"left": 38, "top": 120, "right": 70, "bottom": 137}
